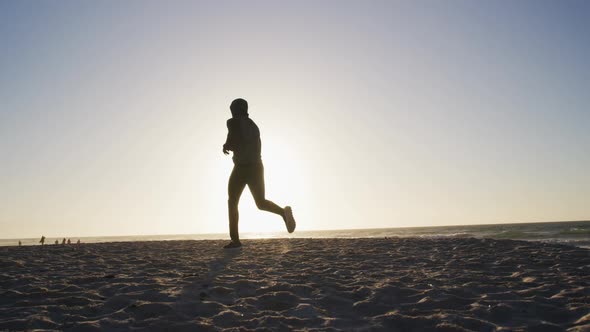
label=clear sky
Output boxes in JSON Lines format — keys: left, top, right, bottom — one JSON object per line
{"left": 1, "top": 1, "right": 589, "bottom": 238}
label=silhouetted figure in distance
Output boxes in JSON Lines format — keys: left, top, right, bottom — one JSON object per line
{"left": 39, "top": 236, "right": 45, "bottom": 246}
{"left": 62, "top": 238, "right": 66, "bottom": 245}
{"left": 222, "top": 98, "right": 296, "bottom": 249}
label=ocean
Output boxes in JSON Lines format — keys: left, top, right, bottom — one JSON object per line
{"left": 2, "top": 220, "right": 589, "bottom": 248}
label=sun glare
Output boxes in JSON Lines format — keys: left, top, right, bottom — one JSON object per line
{"left": 235, "top": 138, "right": 309, "bottom": 235}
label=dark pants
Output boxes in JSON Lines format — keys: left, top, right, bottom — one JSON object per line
{"left": 228, "top": 162, "right": 284, "bottom": 242}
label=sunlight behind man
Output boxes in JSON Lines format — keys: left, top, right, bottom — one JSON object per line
{"left": 235, "top": 138, "right": 310, "bottom": 234}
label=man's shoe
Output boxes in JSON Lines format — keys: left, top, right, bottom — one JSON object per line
{"left": 223, "top": 241, "right": 242, "bottom": 249}
{"left": 284, "top": 206, "right": 296, "bottom": 233}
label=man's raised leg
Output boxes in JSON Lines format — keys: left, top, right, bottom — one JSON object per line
{"left": 248, "top": 163, "right": 296, "bottom": 233}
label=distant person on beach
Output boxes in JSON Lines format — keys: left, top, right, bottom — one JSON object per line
{"left": 76, "top": 239, "right": 81, "bottom": 245}
{"left": 55, "top": 240, "right": 59, "bottom": 245}
{"left": 67, "top": 239, "right": 71, "bottom": 245}
{"left": 62, "top": 238, "right": 66, "bottom": 245}
{"left": 222, "top": 98, "right": 296, "bottom": 249}
{"left": 18, "top": 240, "right": 21, "bottom": 246}
{"left": 39, "top": 236, "right": 45, "bottom": 245}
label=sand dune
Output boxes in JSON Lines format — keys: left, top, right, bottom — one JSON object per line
{"left": 0, "top": 238, "right": 589, "bottom": 331}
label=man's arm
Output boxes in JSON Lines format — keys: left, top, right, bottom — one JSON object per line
{"left": 223, "top": 119, "right": 239, "bottom": 154}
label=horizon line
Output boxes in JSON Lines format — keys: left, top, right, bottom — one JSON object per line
{"left": 2, "top": 219, "right": 588, "bottom": 241}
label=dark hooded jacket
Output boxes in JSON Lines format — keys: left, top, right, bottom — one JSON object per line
{"left": 224, "top": 108, "right": 262, "bottom": 165}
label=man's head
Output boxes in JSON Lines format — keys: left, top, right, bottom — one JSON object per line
{"left": 230, "top": 98, "right": 248, "bottom": 118}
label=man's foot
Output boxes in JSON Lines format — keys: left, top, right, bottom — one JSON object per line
{"left": 223, "top": 241, "right": 242, "bottom": 249}
{"left": 284, "top": 206, "right": 296, "bottom": 233}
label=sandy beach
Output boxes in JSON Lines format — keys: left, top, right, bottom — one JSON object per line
{"left": 1, "top": 238, "right": 589, "bottom": 331}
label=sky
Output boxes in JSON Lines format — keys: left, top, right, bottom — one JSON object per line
{"left": 1, "top": 0, "right": 589, "bottom": 239}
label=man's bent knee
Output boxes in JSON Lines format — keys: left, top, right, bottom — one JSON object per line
{"left": 255, "top": 199, "right": 268, "bottom": 210}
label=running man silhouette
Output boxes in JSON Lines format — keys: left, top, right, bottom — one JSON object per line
{"left": 222, "top": 98, "right": 296, "bottom": 249}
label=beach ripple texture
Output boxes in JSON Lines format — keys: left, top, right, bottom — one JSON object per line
{"left": 0, "top": 238, "right": 589, "bottom": 331}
